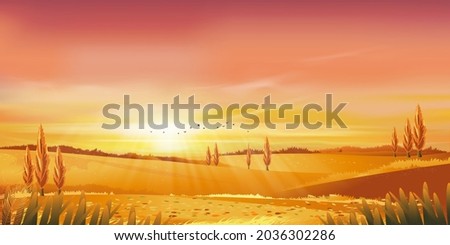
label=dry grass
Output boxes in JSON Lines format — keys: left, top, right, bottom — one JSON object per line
{"left": 1, "top": 191, "right": 12, "bottom": 225}
{"left": 1, "top": 149, "right": 331, "bottom": 196}
{"left": 187, "top": 215, "right": 291, "bottom": 225}
{"left": 306, "top": 157, "right": 450, "bottom": 186}
{"left": 379, "top": 157, "right": 450, "bottom": 171}
{"left": 4, "top": 149, "right": 448, "bottom": 196}
{"left": 199, "top": 193, "right": 272, "bottom": 199}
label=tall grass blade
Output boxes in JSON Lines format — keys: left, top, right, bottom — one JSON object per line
{"left": 418, "top": 183, "right": 438, "bottom": 225}
{"left": 385, "top": 194, "right": 400, "bottom": 225}
{"left": 22, "top": 192, "right": 39, "bottom": 225}
{"left": 89, "top": 205, "right": 101, "bottom": 225}
{"left": 433, "top": 193, "right": 446, "bottom": 225}
{"left": 153, "top": 211, "right": 162, "bottom": 225}
{"left": 407, "top": 192, "right": 423, "bottom": 225}
{"left": 390, "top": 190, "right": 409, "bottom": 225}
{"left": 13, "top": 201, "right": 25, "bottom": 225}
{"left": 360, "top": 216, "right": 368, "bottom": 225}
{"left": 325, "top": 213, "right": 335, "bottom": 225}
{"left": 143, "top": 216, "right": 152, "bottom": 225}
{"left": 447, "top": 183, "right": 450, "bottom": 224}
{"left": 72, "top": 192, "right": 87, "bottom": 225}
{"left": 106, "top": 200, "right": 112, "bottom": 215}
{"left": 39, "top": 199, "right": 52, "bottom": 225}
{"left": 1, "top": 191, "right": 12, "bottom": 225}
{"left": 373, "top": 207, "right": 384, "bottom": 225}
{"left": 63, "top": 207, "right": 74, "bottom": 225}
{"left": 127, "top": 207, "right": 136, "bottom": 225}
{"left": 48, "top": 193, "right": 65, "bottom": 225}
{"left": 319, "top": 217, "right": 327, "bottom": 225}
{"left": 396, "top": 204, "right": 408, "bottom": 225}
{"left": 360, "top": 199, "right": 374, "bottom": 225}
{"left": 392, "top": 189, "right": 409, "bottom": 214}
{"left": 336, "top": 217, "right": 345, "bottom": 225}
{"left": 99, "top": 206, "right": 110, "bottom": 225}
{"left": 116, "top": 218, "right": 123, "bottom": 225}
{"left": 109, "top": 203, "right": 121, "bottom": 218}
{"left": 349, "top": 212, "right": 359, "bottom": 225}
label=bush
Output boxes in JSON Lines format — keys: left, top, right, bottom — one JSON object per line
{"left": 323, "top": 182, "right": 449, "bottom": 225}
{"left": 2, "top": 191, "right": 162, "bottom": 225}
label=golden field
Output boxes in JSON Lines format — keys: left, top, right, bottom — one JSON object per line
{"left": 1, "top": 149, "right": 449, "bottom": 224}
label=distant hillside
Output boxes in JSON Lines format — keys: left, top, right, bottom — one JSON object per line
{"left": 224, "top": 145, "right": 446, "bottom": 156}
{"left": 223, "top": 146, "right": 319, "bottom": 156}
{"left": 280, "top": 164, "right": 450, "bottom": 199}
{"left": 320, "top": 145, "right": 447, "bottom": 155}
{"left": 0, "top": 145, "right": 203, "bottom": 164}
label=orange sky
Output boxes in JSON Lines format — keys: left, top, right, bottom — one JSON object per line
{"left": 1, "top": 1, "right": 450, "bottom": 155}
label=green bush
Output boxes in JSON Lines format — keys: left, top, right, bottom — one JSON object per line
{"left": 323, "top": 182, "right": 449, "bottom": 225}
{"left": 3, "top": 191, "right": 162, "bottom": 225}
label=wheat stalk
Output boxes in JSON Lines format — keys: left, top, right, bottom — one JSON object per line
{"left": 205, "top": 146, "right": 211, "bottom": 165}
{"left": 2, "top": 191, "right": 12, "bottom": 225}
{"left": 23, "top": 146, "right": 34, "bottom": 188}
{"left": 53, "top": 146, "right": 66, "bottom": 194}
{"left": 403, "top": 119, "right": 414, "bottom": 158}
{"left": 35, "top": 125, "right": 50, "bottom": 196}
{"left": 413, "top": 105, "right": 427, "bottom": 157}
{"left": 391, "top": 127, "right": 398, "bottom": 157}
{"left": 213, "top": 143, "right": 219, "bottom": 166}
{"left": 246, "top": 144, "right": 251, "bottom": 170}
{"left": 13, "top": 200, "right": 25, "bottom": 225}
{"left": 263, "top": 137, "right": 271, "bottom": 171}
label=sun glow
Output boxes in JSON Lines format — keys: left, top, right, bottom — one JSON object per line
{"left": 114, "top": 123, "right": 200, "bottom": 156}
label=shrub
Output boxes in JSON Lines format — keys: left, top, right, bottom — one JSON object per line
{"left": 53, "top": 146, "right": 66, "bottom": 194}
{"left": 263, "top": 137, "right": 271, "bottom": 171}
{"left": 35, "top": 125, "right": 50, "bottom": 196}
{"left": 205, "top": 146, "right": 211, "bottom": 166}
{"left": 213, "top": 143, "right": 219, "bottom": 166}
{"left": 402, "top": 119, "right": 414, "bottom": 158}
{"left": 23, "top": 146, "right": 34, "bottom": 188}
{"left": 322, "top": 182, "right": 449, "bottom": 225}
{"left": 1, "top": 191, "right": 163, "bottom": 225}
{"left": 246, "top": 144, "right": 251, "bottom": 170}
{"left": 1, "top": 191, "right": 12, "bottom": 225}
{"left": 391, "top": 127, "right": 398, "bottom": 157}
{"left": 413, "top": 105, "right": 426, "bottom": 157}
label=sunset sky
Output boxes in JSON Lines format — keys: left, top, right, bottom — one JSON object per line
{"left": 1, "top": 1, "right": 450, "bottom": 156}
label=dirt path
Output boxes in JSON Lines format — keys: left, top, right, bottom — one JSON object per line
{"left": 83, "top": 194, "right": 362, "bottom": 225}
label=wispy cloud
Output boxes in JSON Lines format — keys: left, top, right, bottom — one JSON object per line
{"left": 218, "top": 73, "right": 296, "bottom": 92}
{"left": 302, "top": 47, "right": 380, "bottom": 62}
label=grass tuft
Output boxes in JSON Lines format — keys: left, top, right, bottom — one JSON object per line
{"left": 1, "top": 191, "right": 162, "bottom": 225}
{"left": 323, "top": 182, "right": 449, "bottom": 225}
